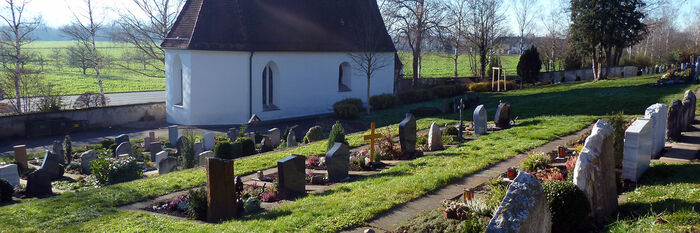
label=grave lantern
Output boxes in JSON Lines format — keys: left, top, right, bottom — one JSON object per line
{"left": 257, "top": 170, "right": 264, "bottom": 180}
{"left": 557, "top": 146, "right": 566, "bottom": 158}
{"left": 235, "top": 176, "right": 243, "bottom": 193}
{"left": 507, "top": 167, "right": 517, "bottom": 180}
{"left": 463, "top": 188, "right": 475, "bottom": 202}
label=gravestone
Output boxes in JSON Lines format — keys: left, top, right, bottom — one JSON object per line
{"left": 573, "top": 119, "right": 618, "bottom": 223}
{"left": 51, "top": 140, "right": 64, "bottom": 164}
{"left": 287, "top": 130, "right": 297, "bottom": 147}
{"left": 206, "top": 157, "right": 237, "bottom": 222}
{"left": 13, "top": 145, "right": 27, "bottom": 170}
{"left": 149, "top": 142, "right": 163, "bottom": 161}
{"left": 0, "top": 164, "right": 20, "bottom": 186}
{"left": 26, "top": 169, "right": 52, "bottom": 197}
{"left": 115, "top": 142, "right": 132, "bottom": 157}
{"left": 144, "top": 137, "right": 152, "bottom": 149}
{"left": 115, "top": 134, "right": 129, "bottom": 145}
{"left": 176, "top": 136, "right": 189, "bottom": 157}
{"left": 644, "top": 103, "right": 668, "bottom": 158}
{"left": 80, "top": 150, "right": 97, "bottom": 175}
{"left": 667, "top": 100, "right": 683, "bottom": 141}
{"left": 260, "top": 136, "right": 274, "bottom": 152}
{"left": 683, "top": 90, "right": 696, "bottom": 130}
{"left": 227, "top": 128, "right": 238, "bottom": 141}
{"left": 194, "top": 142, "right": 204, "bottom": 157}
{"left": 158, "top": 157, "right": 178, "bottom": 175}
{"left": 155, "top": 151, "right": 169, "bottom": 168}
{"left": 325, "top": 143, "right": 349, "bottom": 182}
{"left": 268, "top": 128, "right": 281, "bottom": 147}
{"left": 428, "top": 122, "right": 442, "bottom": 151}
{"left": 168, "top": 125, "right": 178, "bottom": 146}
{"left": 198, "top": 151, "right": 214, "bottom": 166}
{"left": 622, "top": 118, "right": 652, "bottom": 182}
{"left": 40, "top": 151, "right": 65, "bottom": 180}
{"left": 473, "top": 105, "right": 487, "bottom": 135}
{"left": 486, "top": 171, "right": 551, "bottom": 233}
{"left": 203, "top": 133, "right": 215, "bottom": 151}
{"left": 399, "top": 113, "right": 417, "bottom": 158}
{"left": 149, "top": 131, "right": 156, "bottom": 141}
{"left": 494, "top": 102, "right": 512, "bottom": 129}
{"left": 277, "top": 155, "right": 305, "bottom": 198}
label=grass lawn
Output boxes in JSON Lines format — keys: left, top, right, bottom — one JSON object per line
{"left": 397, "top": 51, "right": 521, "bottom": 78}
{"left": 605, "top": 162, "right": 700, "bottom": 232}
{"left": 0, "top": 75, "right": 698, "bottom": 232}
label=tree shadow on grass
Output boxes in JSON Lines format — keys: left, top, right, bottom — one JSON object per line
{"left": 618, "top": 198, "right": 700, "bottom": 220}
{"left": 639, "top": 163, "right": 700, "bottom": 185}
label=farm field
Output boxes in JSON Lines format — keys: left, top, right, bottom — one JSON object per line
{"left": 397, "top": 51, "right": 521, "bottom": 78}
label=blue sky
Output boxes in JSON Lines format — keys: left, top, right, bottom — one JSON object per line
{"left": 22, "top": 0, "right": 700, "bottom": 34}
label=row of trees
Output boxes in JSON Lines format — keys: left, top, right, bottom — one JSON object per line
{"left": 0, "top": 0, "right": 183, "bottom": 113}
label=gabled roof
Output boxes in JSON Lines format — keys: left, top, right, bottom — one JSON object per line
{"left": 162, "top": 0, "right": 396, "bottom": 52}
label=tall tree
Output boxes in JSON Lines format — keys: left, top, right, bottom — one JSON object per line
{"left": 349, "top": 0, "right": 390, "bottom": 114}
{"left": 0, "top": 0, "right": 40, "bottom": 113}
{"left": 112, "top": 0, "right": 183, "bottom": 76}
{"left": 62, "top": 0, "right": 106, "bottom": 105}
{"left": 465, "top": 0, "right": 507, "bottom": 79}
{"left": 512, "top": 0, "right": 538, "bottom": 55}
{"left": 387, "top": 0, "right": 445, "bottom": 85}
{"left": 569, "top": 0, "right": 648, "bottom": 81}
{"left": 443, "top": 0, "right": 469, "bottom": 78}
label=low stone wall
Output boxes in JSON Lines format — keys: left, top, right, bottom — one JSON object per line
{"left": 0, "top": 102, "right": 165, "bottom": 139}
{"left": 537, "top": 66, "right": 639, "bottom": 83}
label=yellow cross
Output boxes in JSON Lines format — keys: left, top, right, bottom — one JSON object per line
{"left": 363, "top": 122, "right": 383, "bottom": 161}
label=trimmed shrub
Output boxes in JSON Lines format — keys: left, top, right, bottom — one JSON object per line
{"left": 517, "top": 45, "right": 542, "bottom": 83}
{"left": 542, "top": 181, "right": 591, "bottom": 233}
{"left": 235, "top": 137, "right": 256, "bottom": 157}
{"left": 101, "top": 138, "right": 115, "bottom": 149}
{"left": 214, "top": 141, "right": 234, "bottom": 160}
{"left": 0, "top": 178, "right": 13, "bottom": 203}
{"left": 180, "top": 131, "right": 197, "bottom": 169}
{"left": 443, "top": 125, "right": 459, "bottom": 136}
{"left": 90, "top": 156, "right": 143, "bottom": 185}
{"left": 399, "top": 89, "right": 433, "bottom": 104}
{"left": 410, "top": 107, "right": 442, "bottom": 117}
{"left": 520, "top": 152, "right": 552, "bottom": 172}
{"left": 327, "top": 121, "right": 347, "bottom": 151}
{"left": 303, "top": 126, "right": 324, "bottom": 144}
{"left": 131, "top": 143, "right": 146, "bottom": 162}
{"left": 369, "top": 94, "right": 398, "bottom": 110}
{"left": 431, "top": 85, "right": 458, "bottom": 98}
{"left": 243, "top": 196, "right": 262, "bottom": 214}
{"left": 333, "top": 102, "right": 359, "bottom": 119}
{"left": 335, "top": 98, "right": 364, "bottom": 111}
{"left": 185, "top": 188, "right": 207, "bottom": 221}
{"left": 605, "top": 112, "right": 627, "bottom": 168}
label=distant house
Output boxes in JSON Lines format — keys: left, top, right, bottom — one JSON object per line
{"left": 162, "top": 0, "right": 396, "bottom": 125}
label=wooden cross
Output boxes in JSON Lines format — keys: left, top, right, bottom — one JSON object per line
{"left": 363, "top": 122, "right": 383, "bottom": 162}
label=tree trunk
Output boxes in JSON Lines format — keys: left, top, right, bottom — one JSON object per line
{"left": 366, "top": 72, "right": 371, "bottom": 114}
{"left": 453, "top": 50, "right": 459, "bottom": 78}
{"left": 14, "top": 38, "right": 21, "bottom": 113}
{"left": 411, "top": 50, "right": 419, "bottom": 87}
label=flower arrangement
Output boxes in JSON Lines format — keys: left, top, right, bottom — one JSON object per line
{"left": 530, "top": 167, "right": 566, "bottom": 183}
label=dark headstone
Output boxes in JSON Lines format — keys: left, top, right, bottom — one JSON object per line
{"left": 206, "top": 157, "right": 237, "bottom": 222}
{"left": 149, "top": 142, "right": 163, "bottom": 161}
{"left": 495, "top": 102, "right": 512, "bottom": 129}
{"left": 115, "top": 134, "right": 129, "bottom": 146}
{"left": 40, "top": 151, "right": 65, "bottom": 180}
{"left": 26, "top": 169, "right": 53, "bottom": 197}
{"left": 277, "top": 155, "right": 305, "bottom": 198}
{"left": 399, "top": 113, "right": 417, "bottom": 158}
{"left": 683, "top": 90, "right": 696, "bottom": 130}
{"left": 176, "top": 136, "right": 189, "bottom": 157}
{"left": 325, "top": 143, "right": 349, "bottom": 182}
{"left": 115, "top": 142, "right": 132, "bottom": 157}
{"left": 667, "top": 100, "right": 683, "bottom": 141}
{"left": 158, "top": 157, "right": 178, "bottom": 175}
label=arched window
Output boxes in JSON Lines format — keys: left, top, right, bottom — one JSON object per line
{"left": 262, "top": 62, "right": 276, "bottom": 109}
{"left": 172, "top": 55, "right": 183, "bottom": 106}
{"left": 338, "top": 62, "right": 351, "bottom": 92}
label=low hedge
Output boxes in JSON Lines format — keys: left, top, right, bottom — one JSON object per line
{"left": 542, "top": 181, "right": 591, "bottom": 233}
{"left": 369, "top": 94, "right": 398, "bottom": 110}
{"left": 399, "top": 89, "right": 434, "bottom": 104}
{"left": 333, "top": 98, "right": 364, "bottom": 119}
{"left": 235, "top": 137, "right": 256, "bottom": 157}
{"left": 468, "top": 81, "right": 518, "bottom": 92}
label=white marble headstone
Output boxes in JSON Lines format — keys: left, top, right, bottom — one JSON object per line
{"left": 202, "top": 133, "right": 215, "bottom": 151}
{"left": 0, "top": 164, "right": 19, "bottom": 186}
{"left": 622, "top": 118, "right": 652, "bottom": 182}
{"left": 473, "top": 105, "right": 487, "bottom": 135}
{"left": 268, "top": 128, "right": 281, "bottom": 147}
{"left": 644, "top": 103, "right": 667, "bottom": 158}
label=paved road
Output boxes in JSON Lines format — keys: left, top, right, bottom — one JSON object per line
{"left": 1, "top": 91, "right": 165, "bottom": 112}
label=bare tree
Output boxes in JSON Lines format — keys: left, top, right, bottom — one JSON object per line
{"left": 443, "top": 0, "right": 469, "bottom": 78}
{"left": 62, "top": 0, "right": 106, "bottom": 105}
{"left": 50, "top": 47, "right": 63, "bottom": 71}
{"left": 112, "top": 0, "right": 183, "bottom": 76}
{"left": 465, "top": 0, "right": 507, "bottom": 79}
{"left": 0, "top": 0, "right": 40, "bottom": 113}
{"left": 67, "top": 45, "right": 92, "bottom": 75}
{"left": 387, "top": 0, "right": 445, "bottom": 85}
{"left": 349, "top": 0, "right": 390, "bottom": 114}
{"left": 512, "top": 0, "right": 538, "bottom": 54}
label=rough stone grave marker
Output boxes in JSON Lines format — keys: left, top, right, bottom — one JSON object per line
{"left": 486, "top": 171, "right": 551, "bottom": 233}
{"left": 573, "top": 119, "right": 618, "bottom": 223}
{"left": 399, "top": 113, "right": 416, "bottom": 158}
{"left": 473, "top": 105, "right": 487, "bottom": 135}
{"left": 326, "top": 143, "right": 349, "bottom": 182}
{"left": 268, "top": 128, "right": 281, "bottom": 147}
{"left": 428, "top": 122, "right": 442, "bottom": 151}
{"left": 277, "top": 154, "right": 305, "bottom": 198}
{"left": 52, "top": 140, "right": 64, "bottom": 164}
{"left": 683, "top": 90, "right": 696, "bottom": 130}
{"left": 644, "top": 103, "right": 667, "bottom": 158}
{"left": 494, "top": 102, "right": 512, "bottom": 129}
{"left": 667, "top": 100, "right": 683, "bottom": 141}
{"left": 80, "top": 150, "right": 97, "bottom": 174}
{"left": 622, "top": 118, "right": 652, "bottom": 182}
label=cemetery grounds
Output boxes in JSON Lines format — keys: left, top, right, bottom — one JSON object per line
{"left": 0, "top": 74, "right": 698, "bottom": 232}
